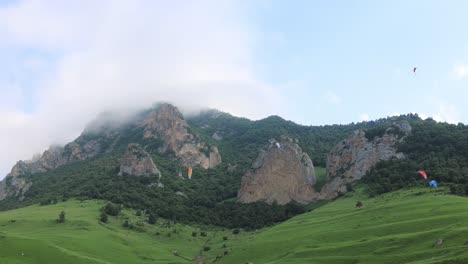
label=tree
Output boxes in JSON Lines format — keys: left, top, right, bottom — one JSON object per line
{"left": 136, "top": 210, "right": 142, "bottom": 216}
{"left": 356, "top": 201, "right": 363, "bottom": 208}
{"left": 148, "top": 214, "right": 156, "bottom": 225}
{"left": 103, "top": 203, "right": 121, "bottom": 216}
{"left": 57, "top": 211, "right": 66, "bottom": 223}
{"left": 192, "top": 231, "right": 197, "bottom": 237}
{"left": 100, "top": 212, "right": 108, "bottom": 223}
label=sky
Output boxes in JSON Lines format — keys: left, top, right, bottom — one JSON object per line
{"left": 1, "top": 0, "right": 468, "bottom": 177}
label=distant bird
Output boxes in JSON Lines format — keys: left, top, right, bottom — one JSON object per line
{"left": 413, "top": 67, "right": 417, "bottom": 74}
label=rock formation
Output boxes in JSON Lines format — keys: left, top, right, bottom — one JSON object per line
{"left": 320, "top": 120, "right": 412, "bottom": 198}
{"left": 119, "top": 143, "right": 161, "bottom": 178}
{"left": 137, "top": 103, "right": 221, "bottom": 169}
{"left": 238, "top": 136, "right": 318, "bottom": 205}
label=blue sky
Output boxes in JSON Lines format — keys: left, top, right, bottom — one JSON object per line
{"left": 1, "top": 0, "right": 468, "bottom": 176}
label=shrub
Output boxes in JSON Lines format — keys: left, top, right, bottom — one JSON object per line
{"left": 200, "top": 231, "right": 207, "bottom": 237}
{"left": 232, "top": 228, "right": 240, "bottom": 235}
{"left": 99, "top": 212, "right": 108, "bottom": 223}
{"left": 57, "top": 211, "right": 66, "bottom": 223}
{"left": 192, "top": 232, "right": 197, "bottom": 237}
{"left": 203, "top": 246, "right": 210, "bottom": 251}
{"left": 356, "top": 201, "right": 363, "bottom": 208}
{"left": 223, "top": 236, "right": 228, "bottom": 241}
{"left": 148, "top": 214, "right": 157, "bottom": 225}
{"left": 102, "top": 202, "right": 121, "bottom": 216}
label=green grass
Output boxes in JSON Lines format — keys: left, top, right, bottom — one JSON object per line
{"left": 0, "top": 200, "right": 232, "bottom": 264}
{"left": 314, "top": 166, "right": 327, "bottom": 192}
{"left": 3, "top": 188, "right": 468, "bottom": 264}
{"left": 219, "top": 187, "right": 468, "bottom": 264}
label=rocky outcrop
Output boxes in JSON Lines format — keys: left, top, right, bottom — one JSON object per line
{"left": 212, "top": 132, "right": 223, "bottom": 141}
{"left": 320, "top": 120, "right": 411, "bottom": 198}
{"left": 62, "top": 140, "right": 101, "bottom": 162}
{"left": 137, "top": 103, "right": 221, "bottom": 169}
{"left": 119, "top": 144, "right": 161, "bottom": 178}
{"left": 0, "top": 145, "right": 67, "bottom": 200}
{"left": 0, "top": 161, "right": 34, "bottom": 200}
{"left": 238, "top": 136, "right": 318, "bottom": 205}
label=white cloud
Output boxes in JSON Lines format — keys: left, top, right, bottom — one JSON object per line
{"left": 453, "top": 64, "right": 468, "bottom": 79}
{"left": 323, "top": 90, "right": 342, "bottom": 105}
{"left": 359, "top": 113, "right": 370, "bottom": 122}
{"left": 418, "top": 102, "right": 461, "bottom": 124}
{"left": 432, "top": 103, "right": 461, "bottom": 124}
{"left": 0, "top": 0, "right": 285, "bottom": 178}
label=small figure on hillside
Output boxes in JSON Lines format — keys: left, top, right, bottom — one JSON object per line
{"left": 434, "top": 239, "right": 444, "bottom": 247}
{"left": 355, "top": 201, "right": 363, "bottom": 208}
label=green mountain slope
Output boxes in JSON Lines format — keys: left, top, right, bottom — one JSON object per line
{"left": 2, "top": 188, "right": 468, "bottom": 263}
{"left": 220, "top": 188, "right": 468, "bottom": 264}
{"left": 0, "top": 200, "right": 224, "bottom": 264}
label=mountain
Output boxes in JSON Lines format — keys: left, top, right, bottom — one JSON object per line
{"left": 1, "top": 103, "right": 468, "bottom": 230}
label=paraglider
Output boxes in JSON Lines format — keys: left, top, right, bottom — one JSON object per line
{"left": 187, "top": 166, "right": 193, "bottom": 179}
{"left": 417, "top": 170, "right": 427, "bottom": 180}
{"left": 429, "top": 180, "right": 438, "bottom": 188}
{"left": 413, "top": 67, "right": 417, "bottom": 74}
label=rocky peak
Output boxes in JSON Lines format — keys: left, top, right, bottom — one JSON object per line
{"left": 119, "top": 143, "right": 162, "bottom": 178}
{"left": 138, "top": 103, "right": 221, "bottom": 169}
{"left": 319, "top": 120, "right": 411, "bottom": 199}
{"left": 238, "top": 136, "right": 317, "bottom": 205}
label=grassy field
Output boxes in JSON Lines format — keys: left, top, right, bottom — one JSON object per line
{"left": 220, "top": 187, "right": 468, "bottom": 264}
{"left": 0, "top": 200, "right": 233, "bottom": 264}
{"left": 2, "top": 187, "right": 468, "bottom": 263}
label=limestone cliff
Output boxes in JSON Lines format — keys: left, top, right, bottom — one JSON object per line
{"left": 119, "top": 143, "right": 161, "bottom": 178}
{"left": 238, "top": 136, "right": 318, "bottom": 205}
{"left": 137, "top": 103, "right": 221, "bottom": 169}
{"left": 320, "top": 120, "right": 412, "bottom": 198}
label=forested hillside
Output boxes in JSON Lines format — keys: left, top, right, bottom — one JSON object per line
{"left": 2, "top": 104, "right": 467, "bottom": 230}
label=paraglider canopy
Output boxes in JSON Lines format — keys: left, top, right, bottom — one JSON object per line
{"left": 417, "top": 170, "right": 427, "bottom": 180}
{"left": 187, "top": 166, "right": 193, "bottom": 179}
{"left": 429, "top": 180, "right": 438, "bottom": 188}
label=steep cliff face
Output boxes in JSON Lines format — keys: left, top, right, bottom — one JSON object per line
{"left": 137, "top": 103, "right": 221, "bottom": 169}
{"left": 0, "top": 161, "right": 33, "bottom": 200}
{"left": 320, "top": 120, "right": 412, "bottom": 198}
{"left": 119, "top": 143, "right": 161, "bottom": 178}
{"left": 238, "top": 137, "right": 317, "bottom": 205}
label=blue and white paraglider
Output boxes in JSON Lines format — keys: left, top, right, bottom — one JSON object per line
{"left": 429, "top": 180, "right": 438, "bottom": 188}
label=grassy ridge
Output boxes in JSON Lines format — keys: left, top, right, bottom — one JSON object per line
{"left": 2, "top": 188, "right": 468, "bottom": 263}
{"left": 220, "top": 188, "right": 468, "bottom": 264}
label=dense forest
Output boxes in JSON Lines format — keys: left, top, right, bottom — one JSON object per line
{"left": 363, "top": 118, "right": 468, "bottom": 196}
